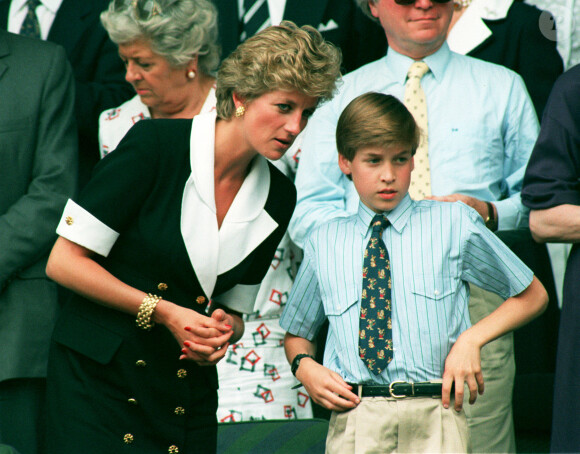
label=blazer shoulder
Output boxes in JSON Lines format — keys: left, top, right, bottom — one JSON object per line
{"left": 2, "top": 31, "right": 65, "bottom": 58}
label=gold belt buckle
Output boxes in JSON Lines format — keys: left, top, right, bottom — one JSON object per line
{"left": 388, "top": 380, "right": 407, "bottom": 399}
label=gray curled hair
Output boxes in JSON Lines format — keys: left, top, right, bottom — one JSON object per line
{"left": 216, "top": 21, "right": 343, "bottom": 120}
{"left": 101, "top": 0, "right": 220, "bottom": 74}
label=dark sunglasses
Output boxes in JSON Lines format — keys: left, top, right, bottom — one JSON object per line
{"left": 394, "top": 0, "right": 451, "bottom": 4}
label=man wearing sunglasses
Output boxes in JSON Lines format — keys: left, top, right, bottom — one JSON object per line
{"left": 289, "top": 0, "right": 539, "bottom": 452}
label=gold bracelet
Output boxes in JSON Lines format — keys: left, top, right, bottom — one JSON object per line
{"left": 136, "top": 293, "right": 161, "bottom": 330}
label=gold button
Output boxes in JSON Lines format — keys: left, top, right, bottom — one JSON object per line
{"left": 177, "top": 369, "right": 187, "bottom": 379}
{"left": 135, "top": 360, "right": 147, "bottom": 367}
{"left": 128, "top": 398, "right": 138, "bottom": 405}
{"left": 174, "top": 406, "right": 185, "bottom": 415}
{"left": 168, "top": 445, "right": 179, "bottom": 453}
{"left": 196, "top": 296, "right": 206, "bottom": 305}
{"left": 158, "top": 283, "right": 168, "bottom": 291}
{"left": 65, "top": 216, "right": 74, "bottom": 225}
{"left": 124, "top": 434, "right": 134, "bottom": 444}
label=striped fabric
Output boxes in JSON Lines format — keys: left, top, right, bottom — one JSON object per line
{"left": 280, "top": 195, "right": 533, "bottom": 384}
{"left": 240, "top": 0, "right": 271, "bottom": 42}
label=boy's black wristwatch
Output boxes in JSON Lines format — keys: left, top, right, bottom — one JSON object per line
{"left": 291, "top": 354, "right": 315, "bottom": 376}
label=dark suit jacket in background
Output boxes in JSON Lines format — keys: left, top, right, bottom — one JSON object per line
{"left": 0, "top": 29, "right": 77, "bottom": 382}
{"left": 0, "top": 0, "right": 134, "bottom": 188}
{"left": 466, "top": 1, "right": 563, "bottom": 118}
{"left": 213, "top": 0, "right": 387, "bottom": 73}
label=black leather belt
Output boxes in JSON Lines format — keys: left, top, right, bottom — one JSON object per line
{"left": 349, "top": 381, "right": 453, "bottom": 398}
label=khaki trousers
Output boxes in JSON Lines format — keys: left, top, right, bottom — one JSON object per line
{"left": 463, "top": 285, "right": 516, "bottom": 453}
{"left": 326, "top": 393, "right": 470, "bottom": 454}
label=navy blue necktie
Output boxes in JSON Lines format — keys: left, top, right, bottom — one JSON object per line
{"left": 359, "top": 214, "right": 393, "bottom": 375}
{"left": 19, "top": 0, "right": 42, "bottom": 39}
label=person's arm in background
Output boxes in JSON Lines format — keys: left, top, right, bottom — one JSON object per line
{"left": 522, "top": 67, "right": 580, "bottom": 243}
{"left": 491, "top": 74, "right": 538, "bottom": 231}
{"left": 288, "top": 100, "right": 352, "bottom": 247}
{"left": 530, "top": 206, "right": 580, "bottom": 242}
{"left": 0, "top": 43, "right": 77, "bottom": 290}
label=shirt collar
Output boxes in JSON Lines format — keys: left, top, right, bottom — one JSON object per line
{"left": 471, "top": 0, "right": 512, "bottom": 20}
{"left": 17, "top": 0, "right": 62, "bottom": 14}
{"left": 356, "top": 194, "right": 415, "bottom": 237}
{"left": 385, "top": 42, "right": 451, "bottom": 86}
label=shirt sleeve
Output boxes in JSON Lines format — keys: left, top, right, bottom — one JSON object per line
{"left": 288, "top": 100, "right": 352, "bottom": 248}
{"left": 460, "top": 205, "right": 534, "bottom": 299}
{"left": 494, "top": 74, "right": 539, "bottom": 230}
{"left": 279, "top": 234, "right": 326, "bottom": 341}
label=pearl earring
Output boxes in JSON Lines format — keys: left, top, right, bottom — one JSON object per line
{"left": 187, "top": 70, "right": 196, "bottom": 80}
{"left": 235, "top": 105, "right": 246, "bottom": 118}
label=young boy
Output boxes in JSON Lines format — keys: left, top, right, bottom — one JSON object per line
{"left": 280, "top": 92, "right": 548, "bottom": 453}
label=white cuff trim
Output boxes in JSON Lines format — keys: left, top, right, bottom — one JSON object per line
{"left": 214, "top": 283, "right": 261, "bottom": 314}
{"left": 56, "top": 199, "right": 120, "bottom": 257}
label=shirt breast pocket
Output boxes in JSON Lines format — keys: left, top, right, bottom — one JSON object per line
{"left": 409, "top": 275, "right": 456, "bottom": 303}
{"left": 437, "top": 124, "right": 503, "bottom": 185}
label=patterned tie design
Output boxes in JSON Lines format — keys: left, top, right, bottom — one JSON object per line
{"left": 404, "top": 61, "right": 430, "bottom": 200}
{"left": 359, "top": 214, "right": 392, "bottom": 375}
{"left": 19, "top": 0, "right": 42, "bottom": 39}
{"left": 240, "top": 0, "right": 271, "bottom": 42}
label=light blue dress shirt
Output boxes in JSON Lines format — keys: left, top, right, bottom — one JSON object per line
{"left": 280, "top": 196, "right": 533, "bottom": 384}
{"left": 289, "top": 43, "right": 539, "bottom": 247}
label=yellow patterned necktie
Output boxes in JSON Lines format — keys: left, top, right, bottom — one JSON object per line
{"left": 405, "top": 61, "right": 430, "bottom": 199}
{"left": 359, "top": 214, "right": 392, "bottom": 375}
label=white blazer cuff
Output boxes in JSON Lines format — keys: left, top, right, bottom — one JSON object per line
{"left": 214, "top": 283, "right": 261, "bottom": 314}
{"left": 56, "top": 199, "right": 120, "bottom": 257}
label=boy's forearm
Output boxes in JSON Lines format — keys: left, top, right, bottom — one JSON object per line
{"left": 284, "top": 332, "right": 317, "bottom": 364}
{"left": 464, "top": 276, "right": 548, "bottom": 348}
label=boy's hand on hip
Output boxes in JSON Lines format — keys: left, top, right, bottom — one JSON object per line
{"left": 297, "top": 359, "right": 360, "bottom": 412}
{"left": 441, "top": 331, "right": 484, "bottom": 412}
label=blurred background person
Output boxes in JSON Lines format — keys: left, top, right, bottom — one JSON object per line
{"left": 98, "top": 0, "right": 219, "bottom": 157}
{"left": 521, "top": 64, "right": 580, "bottom": 454}
{"left": 525, "top": 0, "right": 580, "bottom": 70}
{"left": 44, "top": 20, "right": 341, "bottom": 453}
{"left": 0, "top": 29, "right": 77, "bottom": 454}
{"left": 212, "top": 0, "right": 386, "bottom": 73}
{"left": 0, "top": 0, "right": 133, "bottom": 189}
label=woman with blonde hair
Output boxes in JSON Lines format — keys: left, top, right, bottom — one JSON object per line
{"left": 98, "top": 0, "right": 220, "bottom": 157}
{"left": 44, "top": 19, "right": 341, "bottom": 454}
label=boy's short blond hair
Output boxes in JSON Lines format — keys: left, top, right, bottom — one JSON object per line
{"left": 336, "top": 92, "right": 420, "bottom": 161}
{"left": 216, "top": 21, "right": 342, "bottom": 120}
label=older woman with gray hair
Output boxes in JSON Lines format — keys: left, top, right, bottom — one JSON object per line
{"left": 44, "top": 20, "right": 341, "bottom": 453}
{"left": 98, "top": 0, "right": 219, "bottom": 157}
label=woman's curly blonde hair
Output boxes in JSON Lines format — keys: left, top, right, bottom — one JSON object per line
{"left": 216, "top": 21, "right": 342, "bottom": 119}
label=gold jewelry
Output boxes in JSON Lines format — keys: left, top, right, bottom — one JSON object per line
{"left": 187, "top": 70, "right": 196, "bottom": 80}
{"left": 136, "top": 293, "right": 161, "bottom": 330}
{"left": 235, "top": 105, "right": 245, "bottom": 118}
